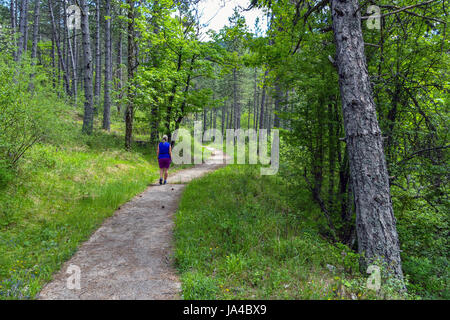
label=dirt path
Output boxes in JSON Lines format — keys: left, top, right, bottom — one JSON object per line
{"left": 38, "top": 148, "right": 227, "bottom": 300}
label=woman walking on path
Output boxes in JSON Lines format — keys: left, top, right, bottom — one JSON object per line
{"left": 157, "top": 135, "right": 172, "bottom": 185}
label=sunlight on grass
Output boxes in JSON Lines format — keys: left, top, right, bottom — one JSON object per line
{"left": 0, "top": 118, "right": 188, "bottom": 299}
{"left": 174, "top": 165, "right": 411, "bottom": 300}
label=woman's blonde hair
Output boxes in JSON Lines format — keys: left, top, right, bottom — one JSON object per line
{"left": 162, "top": 135, "right": 168, "bottom": 142}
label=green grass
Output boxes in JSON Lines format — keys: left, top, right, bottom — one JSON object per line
{"left": 173, "top": 165, "right": 409, "bottom": 300}
{"left": 0, "top": 114, "right": 193, "bottom": 299}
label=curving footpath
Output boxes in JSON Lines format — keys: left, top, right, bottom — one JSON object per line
{"left": 38, "top": 147, "right": 227, "bottom": 300}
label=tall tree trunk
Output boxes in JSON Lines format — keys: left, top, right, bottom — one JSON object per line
{"left": 125, "top": 0, "right": 135, "bottom": 150}
{"left": 255, "top": 85, "right": 260, "bottom": 131}
{"left": 210, "top": 107, "right": 213, "bottom": 130}
{"left": 51, "top": 30, "right": 55, "bottom": 88}
{"left": 232, "top": 67, "right": 240, "bottom": 129}
{"left": 64, "top": 1, "right": 76, "bottom": 102}
{"left": 221, "top": 102, "right": 225, "bottom": 135}
{"left": 49, "top": 0, "right": 70, "bottom": 94}
{"left": 259, "top": 70, "right": 268, "bottom": 130}
{"left": 203, "top": 109, "right": 207, "bottom": 132}
{"left": 213, "top": 107, "right": 217, "bottom": 130}
{"left": 10, "top": 0, "right": 16, "bottom": 32}
{"left": 56, "top": 1, "right": 61, "bottom": 88}
{"left": 327, "top": 102, "right": 336, "bottom": 212}
{"left": 282, "top": 90, "right": 289, "bottom": 129}
{"left": 149, "top": 104, "right": 158, "bottom": 143}
{"left": 225, "top": 106, "right": 229, "bottom": 130}
{"left": 331, "top": 0, "right": 403, "bottom": 280}
{"left": 253, "top": 67, "right": 258, "bottom": 130}
{"left": 273, "top": 81, "right": 282, "bottom": 128}
{"left": 16, "top": 0, "right": 28, "bottom": 61}
{"left": 69, "top": 29, "right": 77, "bottom": 103}
{"left": 267, "top": 96, "right": 272, "bottom": 134}
{"left": 148, "top": 8, "right": 160, "bottom": 142}
{"left": 165, "top": 52, "right": 183, "bottom": 141}
{"left": 94, "top": 0, "right": 101, "bottom": 109}
{"left": 247, "top": 99, "right": 250, "bottom": 129}
{"left": 228, "top": 105, "right": 233, "bottom": 130}
{"left": 76, "top": 30, "right": 81, "bottom": 94}
{"left": 116, "top": 18, "right": 123, "bottom": 114}
{"left": 63, "top": 2, "right": 68, "bottom": 89}
{"left": 67, "top": 2, "right": 78, "bottom": 104}
{"left": 31, "top": 0, "right": 39, "bottom": 61}
{"left": 23, "top": 0, "right": 29, "bottom": 53}
{"left": 103, "top": 0, "right": 112, "bottom": 131}
{"left": 80, "top": 0, "right": 94, "bottom": 135}
{"left": 313, "top": 101, "right": 324, "bottom": 193}
{"left": 10, "top": 0, "right": 17, "bottom": 59}
{"left": 28, "top": 0, "right": 40, "bottom": 89}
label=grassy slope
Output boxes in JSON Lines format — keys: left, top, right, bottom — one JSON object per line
{"left": 0, "top": 114, "right": 192, "bottom": 299}
{"left": 174, "top": 165, "right": 398, "bottom": 300}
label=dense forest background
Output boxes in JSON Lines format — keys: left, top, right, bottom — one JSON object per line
{"left": 0, "top": 0, "right": 448, "bottom": 299}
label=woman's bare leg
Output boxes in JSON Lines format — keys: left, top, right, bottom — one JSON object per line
{"left": 164, "top": 168, "right": 168, "bottom": 181}
{"left": 160, "top": 168, "right": 164, "bottom": 179}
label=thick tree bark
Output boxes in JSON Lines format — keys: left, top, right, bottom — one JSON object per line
{"left": 103, "top": 0, "right": 112, "bottom": 131}
{"left": 80, "top": 0, "right": 94, "bottom": 135}
{"left": 331, "top": 0, "right": 403, "bottom": 280}
{"left": 125, "top": 0, "right": 135, "bottom": 150}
